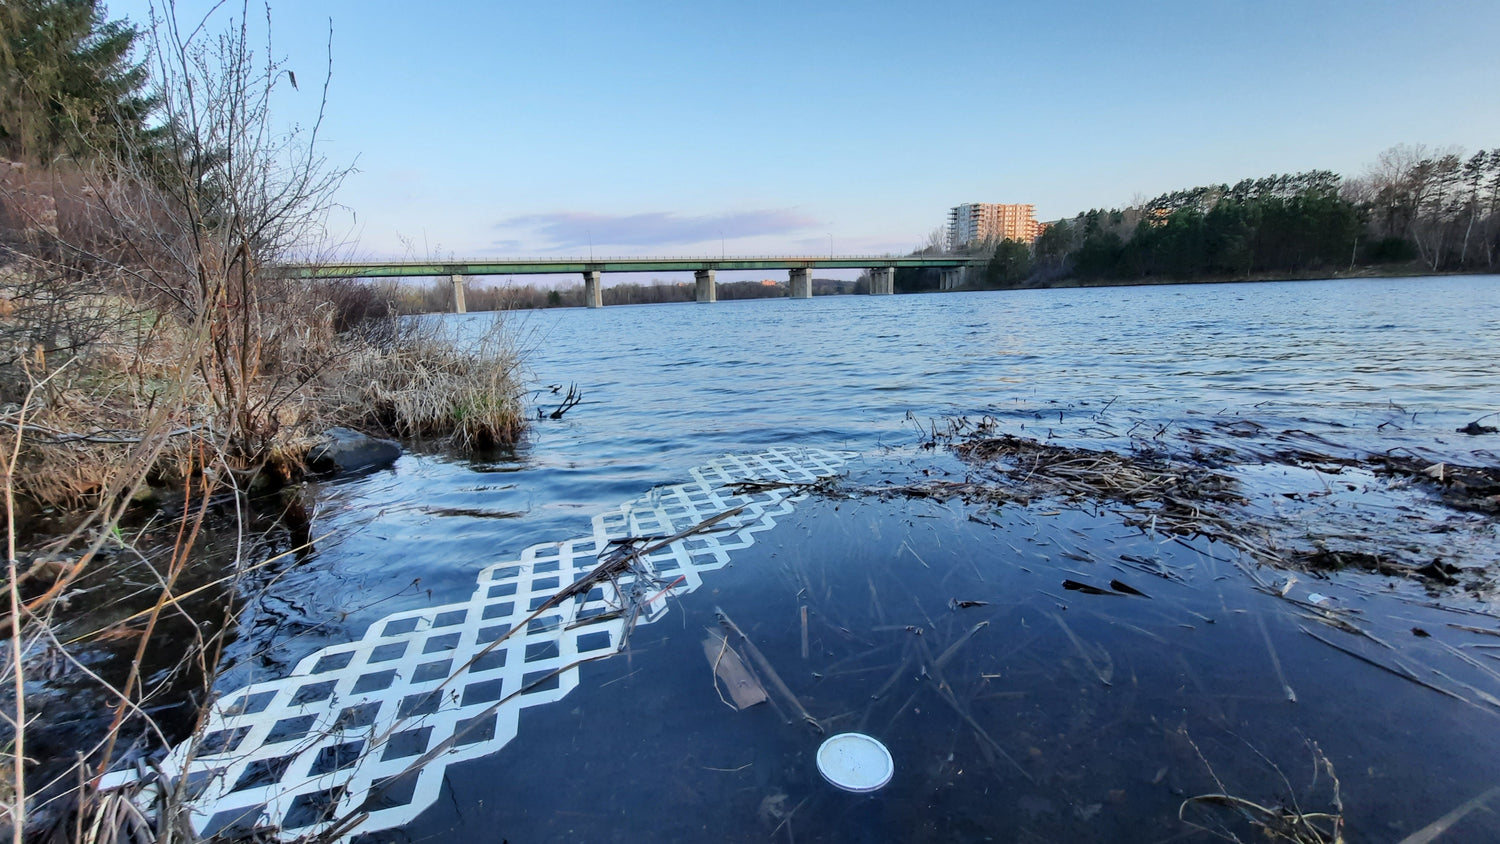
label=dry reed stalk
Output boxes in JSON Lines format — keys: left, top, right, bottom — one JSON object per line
{"left": 3, "top": 378, "right": 41, "bottom": 844}
{"left": 1177, "top": 730, "right": 1345, "bottom": 844}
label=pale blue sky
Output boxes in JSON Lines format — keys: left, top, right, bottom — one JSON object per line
{"left": 114, "top": 0, "right": 1500, "bottom": 273}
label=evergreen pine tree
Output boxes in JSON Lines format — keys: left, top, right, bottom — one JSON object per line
{"left": 0, "top": 0, "right": 154, "bottom": 161}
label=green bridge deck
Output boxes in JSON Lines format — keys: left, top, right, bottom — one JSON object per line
{"left": 283, "top": 255, "right": 984, "bottom": 278}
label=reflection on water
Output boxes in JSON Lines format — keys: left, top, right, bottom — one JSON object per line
{"left": 223, "top": 276, "right": 1499, "bottom": 841}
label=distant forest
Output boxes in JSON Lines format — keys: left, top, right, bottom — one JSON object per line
{"left": 900, "top": 145, "right": 1500, "bottom": 291}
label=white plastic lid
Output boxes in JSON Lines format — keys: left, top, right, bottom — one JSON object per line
{"left": 816, "top": 732, "right": 894, "bottom": 793}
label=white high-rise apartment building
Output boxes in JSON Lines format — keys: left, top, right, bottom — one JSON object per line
{"left": 947, "top": 203, "right": 1042, "bottom": 250}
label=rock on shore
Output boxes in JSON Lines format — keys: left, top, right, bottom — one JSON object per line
{"left": 305, "top": 427, "right": 402, "bottom": 475}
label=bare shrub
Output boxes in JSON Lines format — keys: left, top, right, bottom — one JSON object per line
{"left": 2, "top": 2, "right": 357, "bottom": 841}
{"left": 2, "top": 0, "right": 530, "bottom": 837}
{"left": 319, "top": 278, "right": 397, "bottom": 336}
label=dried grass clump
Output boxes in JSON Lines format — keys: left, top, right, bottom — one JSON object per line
{"left": 330, "top": 317, "right": 526, "bottom": 450}
{"left": 0, "top": 286, "right": 203, "bottom": 507}
{"left": 1178, "top": 732, "right": 1344, "bottom": 844}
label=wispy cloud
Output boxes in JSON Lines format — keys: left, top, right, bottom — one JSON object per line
{"left": 496, "top": 209, "right": 819, "bottom": 250}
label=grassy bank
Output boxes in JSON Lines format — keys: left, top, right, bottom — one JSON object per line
{"left": 0, "top": 193, "right": 528, "bottom": 508}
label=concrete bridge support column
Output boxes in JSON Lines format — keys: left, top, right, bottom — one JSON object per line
{"left": 869, "top": 267, "right": 895, "bottom": 295}
{"left": 695, "top": 269, "right": 717, "bottom": 303}
{"left": 450, "top": 275, "right": 467, "bottom": 313}
{"left": 939, "top": 268, "right": 959, "bottom": 290}
{"left": 583, "top": 271, "right": 602, "bottom": 308}
{"left": 788, "top": 268, "right": 812, "bottom": 299}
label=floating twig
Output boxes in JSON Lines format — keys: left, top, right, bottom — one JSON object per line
{"left": 1050, "top": 612, "right": 1113, "bottom": 686}
{"left": 716, "top": 607, "right": 823, "bottom": 734}
{"left": 1298, "top": 625, "right": 1472, "bottom": 706}
{"left": 914, "top": 632, "right": 1033, "bottom": 782}
{"left": 800, "top": 605, "right": 810, "bottom": 660}
{"left": 703, "top": 630, "right": 768, "bottom": 710}
{"left": 1398, "top": 783, "right": 1500, "bottom": 844}
{"left": 1257, "top": 614, "right": 1297, "bottom": 703}
{"left": 546, "top": 382, "right": 583, "bottom": 419}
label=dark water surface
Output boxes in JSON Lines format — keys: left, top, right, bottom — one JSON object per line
{"left": 231, "top": 277, "right": 1499, "bottom": 842}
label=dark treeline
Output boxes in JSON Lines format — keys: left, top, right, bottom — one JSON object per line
{"left": 0, "top": 0, "right": 156, "bottom": 161}
{"left": 964, "top": 144, "right": 1500, "bottom": 287}
{"left": 1045, "top": 170, "right": 1363, "bottom": 281}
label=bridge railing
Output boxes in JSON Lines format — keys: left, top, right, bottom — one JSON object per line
{"left": 288, "top": 253, "right": 983, "bottom": 266}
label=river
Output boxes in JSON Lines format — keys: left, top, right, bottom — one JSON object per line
{"left": 190, "top": 276, "right": 1500, "bottom": 842}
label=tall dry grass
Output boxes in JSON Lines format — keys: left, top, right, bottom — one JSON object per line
{"left": 327, "top": 315, "right": 527, "bottom": 451}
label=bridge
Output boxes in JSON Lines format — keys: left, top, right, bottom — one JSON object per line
{"left": 285, "top": 255, "right": 985, "bottom": 311}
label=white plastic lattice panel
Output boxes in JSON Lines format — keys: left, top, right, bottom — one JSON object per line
{"left": 103, "top": 446, "right": 856, "bottom": 840}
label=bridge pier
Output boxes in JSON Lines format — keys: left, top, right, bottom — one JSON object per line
{"left": 695, "top": 269, "right": 717, "bottom": 303}
{"left": 939, "top": 268, "right": 962, "bottom": 290}
{"left": 788, "top": 268, "right": 812, "bottom": 299}
{"left": 583, "top": 270, "right": 602, "bottom": 308}
{"left": 868, "top": 267, "right": 895, "bottom": 295}
{"left": 450, "top": 275, "right": 467, "bottom": 313}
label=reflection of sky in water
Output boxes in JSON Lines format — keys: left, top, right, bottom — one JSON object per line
{"left": 220, "top": 276, "right": 1500, "bottom": 841}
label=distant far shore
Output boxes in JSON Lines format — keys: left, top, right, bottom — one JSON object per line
{"left": 971, "top": 264, "right": 1497, "bottom": 293}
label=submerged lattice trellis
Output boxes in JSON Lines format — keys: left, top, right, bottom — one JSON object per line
{"left": 102, "top": 447, "right": 855, "bottom": 840}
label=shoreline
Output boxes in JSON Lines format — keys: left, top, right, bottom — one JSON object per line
{"left": 394, "top": 267, "right": 1499, "bottom": 315}
{"left": 967, "top": 264, "right": 1497, "bottom": 293}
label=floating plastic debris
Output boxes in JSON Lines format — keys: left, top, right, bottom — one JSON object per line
{"left": 816, "top": 733, "right": 895, "bottom": 793}
{"left": 101, "top": 446, "right": 857, "bottom": 841}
